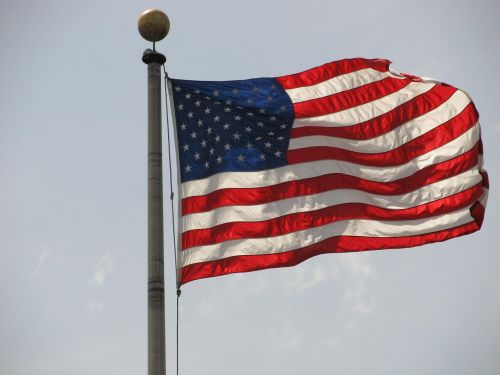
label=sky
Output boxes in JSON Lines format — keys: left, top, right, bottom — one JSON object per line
{"left": 1, "top": 0, "right": 499, "bottom": 374}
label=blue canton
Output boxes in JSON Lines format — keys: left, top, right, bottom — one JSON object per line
{"left": 170, "top": 77, "right": 294, "bottom": 183}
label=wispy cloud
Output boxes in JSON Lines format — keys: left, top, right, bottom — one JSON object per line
{"left": 197, "top": 299, "right": 216, "bottom": 316}
{"left": 88, "top": 300, "right": 103, "bottom": 313}
{"left": 90, "top": 251, "right": 116, "bottom": 287}
{"left": 337, "top": 253, "right": 377, "bottom": 328}
{"left": 413, "top": 58, "right": 457, "bottom": 80}
{"left": 32, "top": 245, "right": 62, "bottom": 279}
{"left": 268, "top": 317, "right": 302, "bottom": 352}
{"left": 281, "top": 263, "right": 329, "bottom": 295}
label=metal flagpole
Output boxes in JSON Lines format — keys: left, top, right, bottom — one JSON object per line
{"left": 138, "top": 9, "right": 170, "bottom": 375}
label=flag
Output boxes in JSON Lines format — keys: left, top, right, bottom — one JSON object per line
{"left": 168, "top": 58, "right": 488, "bottom": 285}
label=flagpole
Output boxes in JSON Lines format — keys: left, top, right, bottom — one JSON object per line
{"left": 138, "top": 9, "right": 170, "bottom": 375}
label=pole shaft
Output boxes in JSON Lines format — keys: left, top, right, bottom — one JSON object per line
{"left": 144, "top": 49, "right": 167, "bottom": 375}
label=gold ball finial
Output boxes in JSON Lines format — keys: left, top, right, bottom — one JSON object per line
{"left": 138, "top": 9, "right": 170, "bottom": 42}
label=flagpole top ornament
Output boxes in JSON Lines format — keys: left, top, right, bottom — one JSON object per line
{"left": 138, "top": 9, "right": 170, "bottom": 42}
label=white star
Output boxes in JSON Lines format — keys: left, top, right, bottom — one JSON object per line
{"left": 215, "top": 135, "right": 221, "bottom": 142}
{"left": 194, "top": 152, "right": 200, "bottom": 160}
{"left": 278, "top": 136, "right": 284, "bottom": 141}
{"left": 237, "top": 154, "right": 245, "bottom": 162}
{"left": 224, "top": 107, "right": 231, "bottom": 113}
{"left": 201, "top": 140, "right": 207, "bottom": 148}
{"left": 280, "top": 124, "right": 287, "bottom": 129}
{"left": 197, "top": 119, "right": 203, "bottom": 127}
{"left": 204, "top": 108, "right": 211, "bottom": 114}
{"left": 190, "top": 131, "right": 197, "bottom": 139}
{"left": 233, "top": 132, "right": 241, "bottom": 140}
{"left": 264, "top": 141, "right": 272, "bottom": 148}
{"left": 280, "top": 105, "right": 287, "bottom": 112}
{"left": 257, "top": 122, "right": 264, "bottom": 127}
{"left": 213, "top": 116, "right": 220, "bottom": 122}
{"left": 195, "top": 100, "right": 201, "bottom": 107}
{"left": 259, "top": 108, "right": 266, "bottom": 114}
{"left": 247, "top": 112, "right": 254, "bottom": 117}
{"left": 185, "top": 164, "right": 191, "bottom": 172}
{"left": 185, "top": 93, "right": 191, "bottom": 99}
{"left": 194, "top": 89, "right": 200, "bottom": 94}
{"left": 274, "top": 150, "right": 282, "bottom": 158}
{"left": 175, "top": 86, "right": 181, "bottom": 92}
{"left": 216, "top": 156, "right": 223, "bottom": 163}
{"left": 177, "top": 104, "right": 184, "bottom": 110}
{"left": 268, "top": 131, "right": 275, "bottom": 136}
{"left": 209, "top": 148, "right": 215, "bottom": 155}
{"left": 260, "top": 153, "right": 266, "bottom": 160}
{"left": 270, "top": 116, "right": 277, "bottom": 121}
{"left": 204, "top": 161, "right": 210, "bottom": 169}
{"left": 180, "top": 124, "right": 187, "bottom": 131}
{"left": 223, "top": 123, "right": 230, "bottom": 130}
{"left": 246, "top": 142, "right": 253, "bottom": 150}
{"left": 234, "top": 115, "right": 241, "bottom": 121}
{"left": 224, "top": 143, "right": 231, "bottom": 151}
{"left": 207, "top": 127, "right": 212, "bottom": 134}
{"left": 225, "top": 99, "right": 232, "bottom": 105}
{"left": 183, "top": 144, "right": 189, "bottom": 151}
{"left": 255, "top": 136, "right": 262, "bottom": 141}
{"left": 213, "top": 90, "right": 219, "bottom": 96}
{"left": 187, "top": 112, "right": 194, "bottom": 118}
{"left": 245, "top": 126, "right": 252, "bottom": 133}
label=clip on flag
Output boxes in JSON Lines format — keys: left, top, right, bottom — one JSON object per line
{"left": 168, "top": 58, "right": 488, "bottom": 285}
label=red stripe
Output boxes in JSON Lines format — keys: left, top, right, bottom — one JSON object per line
{"left": 276, "top": 58, "right": 391, "bottom": 90}
{"left": 480, "top": 170, "right": 489, "bottom": 189}
{"left": 182, "top": 185, "right": 484, "bottom": 249}
{"left": 293, "top": 77, "right": 410, "bottom": 118}
{"left": 290, "top": 84, "right": 457, "bottom": 140}
{"left": 287, "top": 103, "right": 478, "bottom": 166}
{"left": 182, "top": 143, "right": 479, "bottom": 215}
{"left": 180, "top": 218, "right": 481, "bottom": 284}
{"left": 471, "top": 200, "right": 486, "bottom": 228}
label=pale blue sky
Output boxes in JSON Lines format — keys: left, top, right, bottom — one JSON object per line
{"left": 1, "top": 1, "right": 499, "bottom": 374}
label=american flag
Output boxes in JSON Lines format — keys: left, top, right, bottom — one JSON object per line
{"left": 169, "top": 58, "right": 488, "bottom": 285}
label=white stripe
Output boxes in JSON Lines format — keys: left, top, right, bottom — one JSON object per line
{"left": 181, "top": 124, "right": 480, "bottom": 197}
{"left": 181, "top": 206, "right": 474, "bottom": 267}
{"left": 289, "top": 91, "right": 472, "bottom": 152}
{"left": 285, "top": 68, "right": 394, "bottom": 103}
{"left": 182, "top": 168, "right": 481, "bottom": 232}
{"left": 479, "top": 188, "right": 489, "bottom": 207}
{"left": 293, "top": 81, "right": 435, "bottom": 128}
{"left": 167, "top": 79, "right": 186, "bottom": 282}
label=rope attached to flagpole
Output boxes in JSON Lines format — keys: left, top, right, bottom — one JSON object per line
{"left": 162, "top": 63, "right": 181, "bottom": 375}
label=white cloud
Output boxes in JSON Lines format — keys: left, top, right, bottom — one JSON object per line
{"left": 90, "top": 251, "right": 116, "bottom": 287}
{"left": 32, "top": 245, "right": 62, "bottom": 279}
